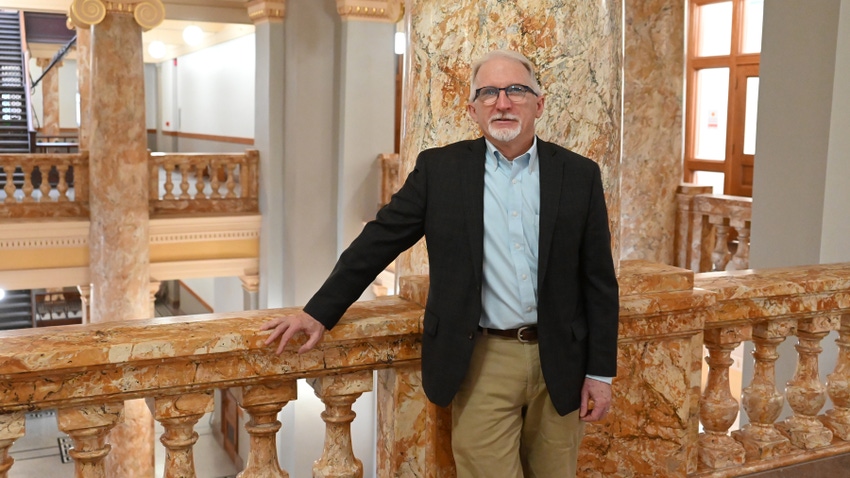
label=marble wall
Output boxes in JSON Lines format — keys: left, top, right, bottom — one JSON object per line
{"left": 397, "top": 0, "right": 623, "bottom": 277}
{"left": 619, "top": 0, "right": 685, "bottom": 265}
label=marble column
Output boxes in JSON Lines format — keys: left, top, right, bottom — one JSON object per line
{"left": 36, "top": 58, "right": 62, "bottom": 138}
{"left": 76, "top": 26, "right": 91, "bottom": 149}
{"left": 619, "top": 0, "right": 685, "bottom": 264}
{"left": 68, "top": 1, "right": 166, "bottom": 476}
{"left": 249, "top": 0, "right": 286, "bottom": 309}
{"left": 397, "top": 0, "right": 623, "bottom": 277}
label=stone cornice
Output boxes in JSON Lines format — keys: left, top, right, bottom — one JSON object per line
{"left": 247, "top": 0, "right": 286, "bottom": 23}
{"left": 68, "top": 0, "right": 166, "bottom": 30}
{"left": 336, "top": 0, "right": 403, "bottom": 23}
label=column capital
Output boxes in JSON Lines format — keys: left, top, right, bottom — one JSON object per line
{"left": 336, "top": 0, "right": 404, "bottom": 23}
{"left": 240, "top": 273, "right": 260, "bottom": 293}
{"left": 247, "top": 0, "right": 286, "bottom": 24}
{"left": 68, "top": 0, "right": 165, "bottom": 31}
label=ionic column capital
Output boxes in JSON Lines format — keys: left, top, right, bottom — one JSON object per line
{"left": 247, "top": 0, "right": 286, "bottom": 24}
{"left": 336, "top": 0, "right": 404, "bottom": 23}
{"left": 68, "top": 0, "right": 165, "bottom": 31}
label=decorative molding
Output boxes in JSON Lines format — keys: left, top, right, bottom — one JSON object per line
{"left": 0, "top": 267, "right": 90, "bottom": 290}
{"left": 149, "top": 215, "right": 261, "bottom": 244}
{"left": 68, "top": 0, "right": 165, "bottom": 30}
{"left": 150, "top": 258, "right": 260, "bottom": 281}
{"left": 247, "top": 0, "right": 286, "bottom": 23}
{"left": 336, "top": 0, "right": 403, "bottom": 23}
{"left": 0, "top": 221, "right": 89, "bottom": 250}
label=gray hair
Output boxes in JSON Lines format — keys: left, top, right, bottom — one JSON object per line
{"left": 468, "top": 50, "right": 542, "bottom": 102}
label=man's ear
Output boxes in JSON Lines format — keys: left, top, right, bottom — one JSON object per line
{"left": 535, "top": 96, "right": 545, "bottom": 118}
{"left": 467, "top": 102, "right": 477, "bottom": 121}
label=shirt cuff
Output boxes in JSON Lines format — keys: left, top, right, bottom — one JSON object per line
{"left": 586, "top": 374, "right": 613, "bottom": 384}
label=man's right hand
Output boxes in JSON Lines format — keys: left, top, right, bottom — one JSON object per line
{"left": 261, "top": 311, "right": 327, "bottom": 355}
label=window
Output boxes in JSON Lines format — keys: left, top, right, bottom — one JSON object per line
{"left": 684, "top": 0, "right": 763, "bottom": 197}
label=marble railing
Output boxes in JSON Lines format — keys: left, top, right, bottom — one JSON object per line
{"left": 0, "top": 152, "right": 89, "bottom": 218}
{"left": 149, "top": 150, "right": 259, "bottom": 216}
{"left": 676, "top": 185, "right": 752, "bottom": 273}
{"left": 1, "top": 261, "right": 848, "bottom": 477}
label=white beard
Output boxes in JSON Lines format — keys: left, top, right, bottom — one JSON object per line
{"left": 488, "top": 115, "right": 521, "bottom": 142}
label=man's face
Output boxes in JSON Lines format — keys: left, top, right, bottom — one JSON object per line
{"left": 467, "top": 57, "right": 545, "bottom": 153}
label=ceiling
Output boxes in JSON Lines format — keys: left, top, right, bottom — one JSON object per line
{"left": 3, "top": 0, "right": 255, "bottom": 63}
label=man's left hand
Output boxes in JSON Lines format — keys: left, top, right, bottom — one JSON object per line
{"left": 579, "top": 377, "right": 612, "bottom": 422}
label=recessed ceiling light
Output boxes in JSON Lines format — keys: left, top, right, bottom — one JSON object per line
{"left": 183, "top": 25, "right": 204, "bottom": 46}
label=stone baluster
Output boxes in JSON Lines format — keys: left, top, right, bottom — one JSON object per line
{"left": 777, "top": 316, "right": 838, "bottom": 449}
{"left": 825, "top": 313, "right": 850, "bottom": 440}
{"left": 57, "top": 163, "right": 70, "bottom": 201}
{"left": 699, "top": 325, "right": 750, "bottom": 469}
{"left": 232, "top": 380, "right": 297, "bottom": 478}
{"left": 0, "top": 412, "right": 25, "bottom": 476}
{"left": 37, "top": 164, "right": 51, "bottom": 200}
{"left": 148, "top": 392, "right": 214, "bottom": 478}
{"left": 178, "top": 163, "right": 192, "bottom": 199}
{"left": 726, "top": 221, "right": 750, "bottom": 271}
{"left": 163, "top": 162, "right": 176, "bottom": 200}
{"left": 21, "top": 163, "right": 34, "bottom": 202}
{"left": 225, "top": 163, "right": 238, "bottom": 198}
{"left": 3, "top": 165, "right": 15, "bottom": 203}
{"left": 56, "top": 403, "right": 124, "bottom": 477}
{"left": 733, "top": 319, "right": 795, "bottom": 459}
{"left": 710, "top": 216, "right": 731, "bottom": 271}
{"left": 209, "top": 160, "right": 222, "bottom": 199}
{"left": 309, "top": 371, "right": 373, "bottom": 478}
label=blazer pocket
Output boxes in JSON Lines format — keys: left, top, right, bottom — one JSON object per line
{"left": 571, "top": 319, "right": 588, "bottom": 342}
{"left": 423, "top": 310, "right": 440, "bottom": 336}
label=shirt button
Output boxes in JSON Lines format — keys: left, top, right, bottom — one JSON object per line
{"left": 512, "top": 179, "right": 518, "bottom": 184}
{"left": 512, "top": 211, "right": 518, "bottom": 217}
{"left": 522, "top": 274, "right": 527, "bottom": 280}
{"left": 526, "top": 306, "right": 533, "bottom": 312}
{"left": 515, "top": 243, "right": 521, "bottom": 249}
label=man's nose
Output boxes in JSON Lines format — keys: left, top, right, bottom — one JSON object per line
{"left": 495, "top": 89, "right": 513, "bottom": 108}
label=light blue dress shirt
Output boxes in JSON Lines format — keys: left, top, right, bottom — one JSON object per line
{"left": 479, "top": 138, "right": 612, "bottom": 385}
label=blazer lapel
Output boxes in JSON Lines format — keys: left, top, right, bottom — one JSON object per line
{"left": 537, "top": 138, "right": 564, "bottom": 290}
{"left": 463, "top": 138, "right": 487, "bottom": 288}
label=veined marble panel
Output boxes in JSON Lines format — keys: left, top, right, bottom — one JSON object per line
{"left": 397, "top": 0, "right": 622, "bottom": 277}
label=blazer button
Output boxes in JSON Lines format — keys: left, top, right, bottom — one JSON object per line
{"left": 468, "top": 333, "right": 474, "bottom": 340}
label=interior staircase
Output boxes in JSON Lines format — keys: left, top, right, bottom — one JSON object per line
{"left": 0, "top": 289, "right": 32, "bottom": 330}
{"left": 0, "top": 10, "right": 31, "bottom": 155}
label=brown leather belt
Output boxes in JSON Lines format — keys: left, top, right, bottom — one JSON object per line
{"left": 478, "top": 325, "right": 538, "bottom": 343}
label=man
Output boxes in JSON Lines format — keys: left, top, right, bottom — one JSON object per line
{"left": 262, "top": 49, "right": 619, "bottom": 477}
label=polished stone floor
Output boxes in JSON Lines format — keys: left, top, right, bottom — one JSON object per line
{"left": 8, "top": 409, "right": 240, "bottom": 477}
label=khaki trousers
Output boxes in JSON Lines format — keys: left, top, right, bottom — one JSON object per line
{"left": 451, "top": 333, "right": 584, "bottom": 478}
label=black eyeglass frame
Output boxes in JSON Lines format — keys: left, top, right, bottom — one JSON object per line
{"left": 473, "top": 84, "right": 539, "bottom": 104}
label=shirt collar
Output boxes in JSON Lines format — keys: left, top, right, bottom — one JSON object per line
{"left": 484, "top": 137, "right": 539, "bottom": 174}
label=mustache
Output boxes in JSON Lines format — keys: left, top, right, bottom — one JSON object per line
{"left": 489, "top": 113, "right": 519, "bottom": 123}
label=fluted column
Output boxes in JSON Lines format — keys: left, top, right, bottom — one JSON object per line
{"left": 310, "top": 371, "right": 373, "bottom": 478}
{"left": 733, "top": 319, "right": 795, "bottom": 459}
{"left": 825, "top": 313, "right": 850, "bottom": 440}
{"left": 397, "top": 0, "right": 622, "bottom": 277}
{"left": 35, "top": 58, "right": 62, "bottom": 137}
{"left": 57, "top": 403, "right": 124, "bottom": 478}
{"left": 699, "top": 325, "right": 750, "bottom": 469}
{"left": 777, "top": 316, "right": 838, "bottom": 449}
{"left": 68, "top": 2, "right": 165, "bottom": 475}
{"left": 0, "top": 412, "right": 25, "bottom": 477}
{"left": 232, "top": 381, "right": 297, "bottom": 478}
{"left": 148, "top": 392, "right": 214, "bottom": 478}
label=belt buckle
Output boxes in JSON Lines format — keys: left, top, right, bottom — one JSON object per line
{"left": 516, "top": 325, "right": 532, "bottom": 343}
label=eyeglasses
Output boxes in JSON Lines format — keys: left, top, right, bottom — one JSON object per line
{"left": 473, "top": 84, "right": 538, "bottom": 105}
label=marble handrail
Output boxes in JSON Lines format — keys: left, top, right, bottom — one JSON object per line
{"left": 0, "top": 152, "right": 89, "bottom": 218}
{"left": 675, "top": 186, "right": 752, "bottom": 273}
{"left": 0, "top": 295, "right": 422, "bottom": 477}
{"left": 148, "top": 149, "right": 259, "bottom": 216}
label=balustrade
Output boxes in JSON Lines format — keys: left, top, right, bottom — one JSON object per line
{"left": 0, "top": 152, "right": 89, "bottom": 218}
{"left": 149, "top": 150, "right": 259, "bottom": 216}
{"left": 675, "top": 186, "right": 752, "bottom": 273}
{"left": 0, "top": 263, "right": 849, "bottom": 477}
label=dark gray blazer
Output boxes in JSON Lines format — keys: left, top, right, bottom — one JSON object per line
{"left": 304, "top": 137, "right": 619, "bottom": 415}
